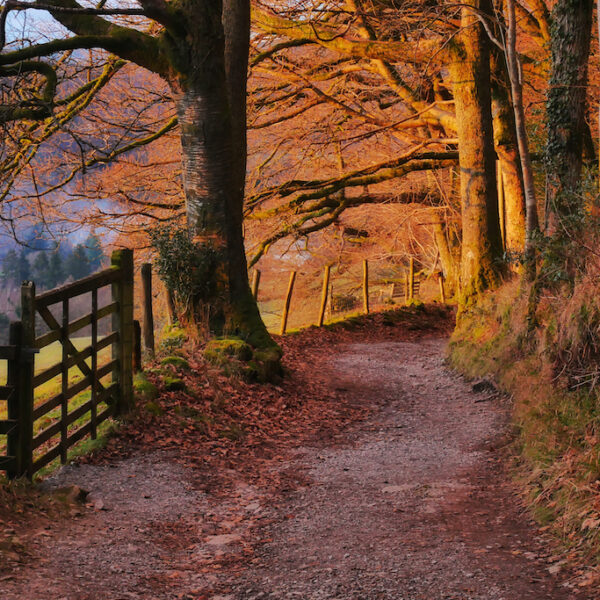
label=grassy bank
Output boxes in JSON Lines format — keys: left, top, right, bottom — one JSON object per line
{"left": 449, "top": 279, "right": 600, "bottom": 569}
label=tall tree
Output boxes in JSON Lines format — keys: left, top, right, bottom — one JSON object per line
{"left": 84, "top": 232, "right": 105, "bottom": 272}
{"left": 48, "top": 252, "right": 65, "bottom": 289}
{"left": 32, "top": 251, "right": 51, "bottom": 289}
{"left": 448, "top": 0, "right": 504, "bottom": 302}
{"left": 1, "top": 250, "right": 18, "bottom": 283}
{"left": 504, "top": 0, "right": 539, "bottom": 278}
{"left": 65, "top": 244, "right": 91, "bottom": 280}
{"left": 0, "top": 0, "right": 278, "bottom": 356}
{"left": 490, "top": 46, "right": 527, "bottom": 258}
{"left": 17, "top": 250, "right": 30, "bottom": 283}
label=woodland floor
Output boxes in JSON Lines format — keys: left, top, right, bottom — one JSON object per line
{"left": 0, "top": 307, "right": 596, "bottom": 599}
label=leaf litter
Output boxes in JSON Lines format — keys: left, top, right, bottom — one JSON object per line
{"left": 0, "top": 305, "right": 596, "bottom": 598}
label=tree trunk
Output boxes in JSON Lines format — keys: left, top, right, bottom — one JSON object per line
{"left": 223, "top": 0, "right": 250, "bottom": 198}
{"left": 546, "top": 0, "right": 594, "bottom": 234}
{"left": 490, "top": 49, "right": 526, "bottom": 257}
{"left": 169, "top": 1, "right": 278, "bottom": 354}
{"left": 505, "top": 0, "right": 539, "bottom": 280}
{"left": 433, "top": 221, "right": 460, "bottom": 294}
{"left": 449, "top": 0, "right": 504, "bottom": 304}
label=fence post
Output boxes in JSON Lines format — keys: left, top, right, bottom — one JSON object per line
{"left": 133, "top": 320, "right": 142, "bottom": 372}
{"left": 408, "top": 258, "right": 415, "bottom": 301}
{"left": 20, "top": 283, "right": 35, "bottom": 478}
{"left": 141, "top": 263, "right": 155, "bottom": 357}
{"left": 60, "top": 297, "right": 69, "bottom": 464}
{"left": 279, "top": 271, "right": 297, "bottom": 336}
{"left": 251, "top": 269, "right": 261, "bottom": 300}
{"left": 111, "top": 249, "right": 134, "bottom": 415}
{"left": 363, "top": 260, "right": 369, "bottom": 314}
{"left": 317, "top": 265, "right": 331, "bottom": 327}
{"left": 6, "top": 322, "right": 22, "bottom": 479}
{"left": 91, "top": 289, "right": 98, "bottom": 440}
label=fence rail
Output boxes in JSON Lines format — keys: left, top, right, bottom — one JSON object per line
{"left": 0, "top": 249, "right": 134, "bottom": 479}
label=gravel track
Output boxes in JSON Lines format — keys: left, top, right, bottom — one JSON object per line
{"left": 1, "top": 336, "right": 594, "bottom": 599}
{"left": 215, "top": 339, "right": 592, "bottom": 600}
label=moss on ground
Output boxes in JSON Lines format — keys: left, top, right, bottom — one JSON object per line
{"left": 160, "top": 356, "right": 190, "bottom": 370}
{"left": 203, "top": 338, "right": 283, "bottom": 382}
{"left": 162, "top": 376, "right": 186, "bottom": 392}
{"left": 158, "top": 324, "right": 187, "bottom": 353}
{"left": 134, "top": 372, "right": 159, "bottom": 402}
{"left": 204, "top": 338, "right": 253, "bottom": 364}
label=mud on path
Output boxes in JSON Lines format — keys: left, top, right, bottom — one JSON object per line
{"left": 0, "top": 331, "right": 595, "bottom": 599}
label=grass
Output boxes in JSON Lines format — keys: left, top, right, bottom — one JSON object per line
{"left": 0, "top": 337, "right": 90, "bottom": 382}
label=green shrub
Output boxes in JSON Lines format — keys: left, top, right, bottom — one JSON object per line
{"left": 149, "top": 224, "right": 219, "bottom": 310}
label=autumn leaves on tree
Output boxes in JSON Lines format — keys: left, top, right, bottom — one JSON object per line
{"left": 0, "top": 0, "right": 597, "bottom": 351}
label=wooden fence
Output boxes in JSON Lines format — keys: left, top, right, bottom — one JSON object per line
{"left": 0, "top": 249, "right": 134, "bottom": 479}
{"left": 252, "top": 260, "right": 446, "bottom": 334}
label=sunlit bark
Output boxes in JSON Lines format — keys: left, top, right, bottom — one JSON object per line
{"left": 449, "top": 0, "right": 504, "bottom": 303}
{"left": 490, "top": 48, "right": 526, "bottom": 258}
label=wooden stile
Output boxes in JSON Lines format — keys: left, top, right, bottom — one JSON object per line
{"left": 0, "top": 250, "right": 136, "bottom": 479}
{"left": 280, "top": 271, "right": 297, "bottom": 336}
{"left": 35, "top": 268, "right": 120, "bottom": 308}
{"left": 141, "top": 263, "right": 155, "bottom": 357}
{"left": 317, "top": 265, "right": 331, "bottom": 327}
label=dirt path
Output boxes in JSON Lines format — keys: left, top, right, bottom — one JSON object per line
{"left": 214, "top": 339, "right": 587, "bottom": 599}
{"left": 0, "top": 335, "right": 593, "bottom": 599}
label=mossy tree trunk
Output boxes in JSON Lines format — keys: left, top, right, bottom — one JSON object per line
{"left": 167, "top": 0, "right": 278, "bottom": 352}
{"left": 449, "top": 0, "right": 504, "bottom": 305}
{"left": 433, "top": 221, "right": 460, "bottom": 295}
{"left": 546, "top": 0, "right": 594, "bottom": 235}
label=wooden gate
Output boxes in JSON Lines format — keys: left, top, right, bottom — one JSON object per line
{"left": 0, "top": 249, "right": 134, "bottom": 479}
